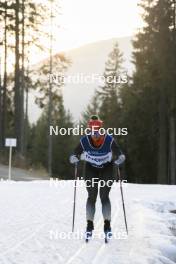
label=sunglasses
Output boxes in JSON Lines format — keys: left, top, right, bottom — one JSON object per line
{"left": 91, "top": 131, "right": 101, "bottom": 138}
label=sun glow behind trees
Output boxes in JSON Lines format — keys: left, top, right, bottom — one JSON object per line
{"left": 25, "top": 0, "right": 144, "bottom": 63}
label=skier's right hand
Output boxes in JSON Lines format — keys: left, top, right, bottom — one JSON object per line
{"left": 69, "top": 155, "right": 79, "bottom": 164}
{"left": 114, "top": 154, "right": 125, "bottom": 166}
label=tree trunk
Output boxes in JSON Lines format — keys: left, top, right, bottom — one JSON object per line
{"left": 169, "top": 115, "right": 176, "bottom": 184}
{"left": 24, "top": 67, "right": 28, "bottom": 156}
{"left": 157, "top": 88, "right": 168, "bottom": 184}
{"left": 48, "top": 0, "right": 53, "bottom": 177}
{"left": 1, "top": 7, "right": 7, "bottom": 148}
{"left": 0, "top": 54, "right": 2, "bottom": 148}
{"left": 20, "top": 0, "right": 25, "bottom": 155}
{"left": 169, "top": 0, "right": 176, "bottom": 184}
{"left": 14, "top": 0, "right": 21, "bottom": 152}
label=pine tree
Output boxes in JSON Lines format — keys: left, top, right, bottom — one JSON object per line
{"left": 121, "top": 0, "right": 176, "bottom": 183}
{"left": 81, "top": 93, "right": 100, "bottom": 126}
{"left": 30, "top": 94, "right": 75, "bottom": 179}
{"left": 0, "top": 0, "right": 61, "bottom": 161}
{"left": 97, "top": 42, "right": 124, "bottom": 135}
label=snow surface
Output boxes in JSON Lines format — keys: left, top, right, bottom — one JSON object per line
{"left": 0, "top": 180, "right": 176, "bottom": 264}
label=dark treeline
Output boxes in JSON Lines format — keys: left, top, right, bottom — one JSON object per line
{"left": 0, "top": 0, "right": 74, "bottom": 178}
{"left": 82, "top": 0, "right": 176, "bottom": 184}
{"left": 0, "top": 0, "right": 50, "bottom": 152}
{"left": 0, "top": 0, "right": 175, "bottom": 182}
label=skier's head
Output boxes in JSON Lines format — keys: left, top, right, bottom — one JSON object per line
{"left": 88, "top": 115, "right": 103, "bottom": 131}
{"left": 88, "top": 115, "right": 104, "bottom": 144}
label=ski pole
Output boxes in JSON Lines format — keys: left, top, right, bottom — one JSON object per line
{"left": 72, "top": 163, "right": 78, "bottom": 232}
{"left": 117, "top": 166, "right": 128, "bottom": 235}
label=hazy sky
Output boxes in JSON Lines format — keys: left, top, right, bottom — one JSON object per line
{"left": 55, "top": 0, "right": 143, "bottom": 51}
{"left": 30, "top": 0, "right": 143, "bottom": 64}
{"left": 28, "top": 0, "right": 144, "bottom": 72}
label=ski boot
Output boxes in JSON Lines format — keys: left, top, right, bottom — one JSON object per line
{"left": 104, "top": 220, "right": 112, "bottom": 243}
{"left": 85, "top": 220, "right": 94, "bottom": 242}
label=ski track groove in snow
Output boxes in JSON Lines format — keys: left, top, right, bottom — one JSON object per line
{"left": 65, "top": 215, "right": 104, "bottom": 264}
{"left": 90, "top": 208, "right": 119, "bottom": 264}
{"left": 0, "top": 223, "right": 46, "bottom": 258}
{"left": 65, "top": 201, "right": 121, "bottom": 264}
{"left": 0, "top": 181, "right": 176, "bottom": 264}
{"left": 0, "top": 182, "right": 71, "bottom": 264}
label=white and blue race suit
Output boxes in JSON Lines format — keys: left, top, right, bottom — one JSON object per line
{"left": 80, "top": 134, "right": 114, "bottom": 168}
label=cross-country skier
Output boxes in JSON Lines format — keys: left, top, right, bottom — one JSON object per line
{"left": 69, "top": 115, "right": 125, "bottom": 241}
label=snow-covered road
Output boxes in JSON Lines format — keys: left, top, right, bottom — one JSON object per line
{"left": 0, "top": 164, "right": 48, "bottom": 181}
{"left": 0, "top": 180, "right": 176, "bottom": 264}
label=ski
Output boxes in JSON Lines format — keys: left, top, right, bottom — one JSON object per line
{"left": 85, "top": 238, "right": 89, "bottom": 243}
{"left": 105, "top": 237, "right": 108, "bottom": 243}
{"left": 85, "top": 234, "right": 112, "bottom": 243}
{"left": 85, "top": 231, "right": 92, "bottom": 243}
{"left": 104, "top": 232, "right": 112, "bottom": 243}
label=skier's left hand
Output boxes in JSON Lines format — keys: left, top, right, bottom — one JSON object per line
{"left": 69, "top": 155, "right": 79, "bottom": 164}
{"left": 114, "top": 154, "right": 125, "bottom": 166}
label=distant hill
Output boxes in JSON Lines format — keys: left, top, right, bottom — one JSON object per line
{"left": 29, "top": 36, "right": 133, "bottom": 123}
